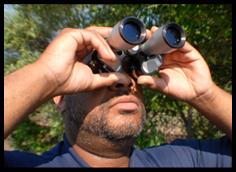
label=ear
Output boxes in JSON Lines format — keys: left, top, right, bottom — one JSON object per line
{"left": 53, "top": 95, "right": 64, "bottom": 106}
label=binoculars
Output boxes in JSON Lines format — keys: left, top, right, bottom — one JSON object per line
{"left": 84, "top": 16, "right": 186, "bottom": 77}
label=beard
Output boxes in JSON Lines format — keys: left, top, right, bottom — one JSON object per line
{"left": 78, "top": 97, "right": 146, "bottom": 141}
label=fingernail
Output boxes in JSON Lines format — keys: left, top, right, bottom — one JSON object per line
{"left": 137, "top": 79, "right": 143, "bottom": 84}
{"left": 137, "top": 78, "right": 149, "bottom": 86}
{"left": 137, "top": 77, "right": 144, "bottom": 84}
{"left": 109, "top": 52, "right": 116, "bottom": 61}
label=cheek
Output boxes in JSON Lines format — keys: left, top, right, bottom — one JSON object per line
{"left": 81, "top": 102, "right": 109, "bottom": 129}
{"left": 77, "top": 89, "right": 108, "bottom": 113}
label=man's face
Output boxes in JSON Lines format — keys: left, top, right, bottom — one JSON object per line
{"left": 63, "top": 76, "right": 146, "bottom": 140}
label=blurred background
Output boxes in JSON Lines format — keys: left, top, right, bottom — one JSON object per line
{"left": 4, "top": 4, "right": 232, "bottom": 154}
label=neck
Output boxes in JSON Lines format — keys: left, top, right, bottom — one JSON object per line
{"left": 71, "top": 129, "right": 135, "bottom": 167}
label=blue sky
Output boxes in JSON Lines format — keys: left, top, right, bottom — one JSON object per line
{"left": 4, "top": 4, "right": 15, "bottom": 15}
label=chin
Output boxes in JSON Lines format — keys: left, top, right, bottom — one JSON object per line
{"left": 103, "top": 110, "right": 144, "bottom": 139}
{"left": 80, "top": 103, "right": 146, "bottom": 140}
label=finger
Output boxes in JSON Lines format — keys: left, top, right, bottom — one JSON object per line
{"left": 179, "top": 41, "right": 195, "bottom": 53}
{"left": 87, "top": 31, "right": 118, "bottom": 62}
{"left": 44, "top": 28, "right": 114, "bottom": 61}
{"left": 77, "top": 30, "right": 116, "bottom": 62}
{"left": 91, "top": 30, "right": 114, "bottom": 53}
{"left": 90, "top": 72, "right": 131, "bottom": 90}
{"left": 145, "top": 26, "right": 158, "bottom": 40}
{"left": 85, "top": 26, "right": 112, "bottom": 39}
{"left": 84, "top": 27, "right": 120, "bottom": 65}
{"left": 75, "top": 45, "right": 93, "bottom": 61}
{"left": 151, "top": 26, "right": 158, "bottom": 33}
{"left": 137, "top": 75, "right": 167, "bottom": 92}
{"left": 146, "top": 29, "right": 152, "bottom": 40}
{"left": 58, "top": 28, "right": 116, "bottom": 61}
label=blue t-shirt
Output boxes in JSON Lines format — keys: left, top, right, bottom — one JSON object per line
{"left": 4, "top": 135, "right": 232, "bottom": 167}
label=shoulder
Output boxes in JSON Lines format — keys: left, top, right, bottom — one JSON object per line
{"left": 4, "top": 150, "right": 47, "bottom": 167}
{"left": 4, "top": 141, "right": 66, "bottom": 167}
{"left": 131, "top": 136, "right": 232, "bottom": 167}
{"left": 168, "top": 135, "right": 232, "bottom": 161}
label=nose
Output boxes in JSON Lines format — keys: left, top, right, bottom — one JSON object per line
{"left": 108, "top": 75, "right": 137, "bottom": 93}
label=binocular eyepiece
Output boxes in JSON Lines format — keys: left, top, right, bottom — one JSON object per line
{"left": 107, "top": 16, "right": 146, "bottom": 50}
{"left": 85, "top": 16, "right": 186, "bottom": 76}
{"left": 141, "top": 22, "right": 186, "bottom": 55}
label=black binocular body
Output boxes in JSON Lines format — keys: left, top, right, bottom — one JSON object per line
{"left": 84, "top": 16, "right": 186, "bottom": 77}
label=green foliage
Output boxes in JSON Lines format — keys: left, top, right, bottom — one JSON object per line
{"left": 11, "top": 119, "right": 56, "bottom": 154}
{"left": 4, "top": 4, "right": 231, "bottom": 153}
{"left": 11, "top": 100, "right": 64, "bottom": 154}
{"left": 135, "top": 118, "right": 165, "bottom": 149}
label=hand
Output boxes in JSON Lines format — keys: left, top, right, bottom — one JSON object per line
{"left": 35, "top": 27, "right": 130, "bottom": 96}
{"left": 138, "top": 26, "right": 214, "bottom": 103}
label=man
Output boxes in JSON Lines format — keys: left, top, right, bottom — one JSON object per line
{"left": 4, "top": 26, "right": 232, "bottom": 167}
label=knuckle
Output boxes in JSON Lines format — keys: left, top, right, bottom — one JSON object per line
{"left": 61, "top": 28, "right": 73, "bottom": 34}
{"left": 85, "top": 25, "right": 98, "bottom": 31}
{"left": 60, "top": 28, "right": 81, "bottom": 36}
{"left": 90, "top": 30, "right": 100, "bottom": 37}
{"left": 106, "top": 73, "right": 118, "bottom": 84}
{"left": 85, "top": 28, "right": 102, "bottom": 38}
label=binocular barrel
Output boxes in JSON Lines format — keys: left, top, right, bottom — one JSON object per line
{"left": 138, "top": 23, "right": 186, "bottom": 74}
{"left": 107, "top": 16, "right": 147, "bottom": 50}
{"left": 140, "top": 23, "right": 186, "bottom": 55}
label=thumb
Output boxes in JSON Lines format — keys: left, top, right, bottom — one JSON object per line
{"left": 137, "top": 75, "right": 167, "bottom": 92}
{"left": 90, "top": 72, "right": 131, "bottom": 90}
{"left": 151, "top": 26, "right": 158, "bottom": 33}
